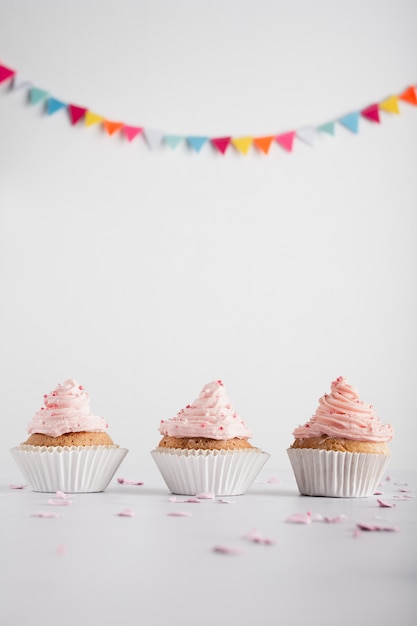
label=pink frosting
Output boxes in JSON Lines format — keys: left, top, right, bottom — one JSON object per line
{"left": 27, "top": 379, "right": 108, "bottom": 437}
{"left": 159, "top": 380, "right": 252, "bottom": 440}
{"left": 292, "top": 376, "right": 393, "bottom": 442}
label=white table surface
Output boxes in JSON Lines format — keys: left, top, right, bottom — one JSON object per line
{"left": 1, "top": 460, "right": 415, "bottom": 626}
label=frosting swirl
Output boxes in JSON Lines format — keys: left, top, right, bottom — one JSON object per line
{"left": 159, "top": 380, "right": 252, "bottom": 440}
{"left": 293, "top": 376, "right": 393, "bottom": 442}
{"left": 27, "top": 379, "right": 108, "bottom": 437}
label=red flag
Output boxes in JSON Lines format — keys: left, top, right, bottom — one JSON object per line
{"left": 0, "top": 64, "right": 15, "bottom": 84}
{"left": 68, "top": 104, "right": 87, "bottom": 125}
{"left": 361, "top": 104, "right": 380, "bottom": 123}
{"left": 211, "top": 137, "right": 231, "bottom": 155}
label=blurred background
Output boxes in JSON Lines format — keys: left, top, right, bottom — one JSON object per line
{"left": 1, "top": 0, "right": 416, "bottom": 470}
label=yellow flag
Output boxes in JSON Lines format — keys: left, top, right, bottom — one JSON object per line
{"left": 85, "top": 111, "right": 104, "bottom": 127}
{"left": 231, "top": 136, "right": 253, "bottom": 155}
{"left": 379, "top": 96, "right": 400, "bottom": 114}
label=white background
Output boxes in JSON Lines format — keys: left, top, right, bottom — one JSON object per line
{"left": 1, "top": 0, "right": 416, "bottom": 471}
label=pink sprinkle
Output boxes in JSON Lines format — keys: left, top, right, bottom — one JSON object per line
{"left": 377, "top": 498, "right": 396, "bottom": 508}
{"left": 196, "top": 492, "right": 215, "bottom": 500}
{"left": 396, "top": 487, "right": 412, "bottom": 493}
{"left": 286, "top": 512, "right": 312, "bottom": 524}
{"left": 219, "top": 426, "right": 224, "bottom": 430}
{"left": 373, "top": 490, "right": 384, "bottom": 495}
{"left": 9, "top": 484, "right": 27, "bottom": 490}
{"left": 356, "top": 522, "right": 399, "bottom": 532}
{"left": 167, "top": 511, "right": 192, "bottom": 517}
{"left": 48, "top": 498, "right": 73, "bottom": 506}
{"left": 213, "top": 545, "right": 243, "bottom": 556}
{"left": 243, "top": 529, "right": 277, "bottom": 545}
{"left": 216, "top": 498, "right": 235, "bottom": 504}
{"left": 385, "top": 475, "right": 392, "bottom": 482}
{"left": 169, "top": 496, "right": 201, "bottom": 503}
{"left": 79, "top": 385, "right": 84, "bottom": 390}
{"left": 201, "top": 423, "right": 205, "bottom": 427}
{"left": 393, "top": 495, "right": 415, "bottom": 500}
{"left": 217, "top": 380, "right": 224, "bottom": 386}
{"left": 55, "top": 490, "right": 72, "bottom": 499}
{"left": 266, "top": 477, "right": 281, "bottom": 484}
{"left": 116, "top": 508, "right": 135, "bottom": 517}
{"left": 117, "top": 477, "right": 144, "bottom": 486}
{"left": 30, "top": 512, "right": 61, "bottom": 518}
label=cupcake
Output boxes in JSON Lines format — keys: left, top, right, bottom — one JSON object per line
{"left": 10, "top": 379, "right": 128, "bottom": 493}
{"left": 151, "top": 380, "right": 270, "bottom": 496}
{"left": 287, "top": 376, "right": 393, "bottom": 497}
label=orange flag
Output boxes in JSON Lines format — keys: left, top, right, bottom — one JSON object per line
{"left": 399, "top": 86, "right": 417, "bottom": 106}
{"left": 103, "top": 120, "right": 123, "bottom": 136}
{"left": 253, "top": 136, "right": 275, "bottom": 154}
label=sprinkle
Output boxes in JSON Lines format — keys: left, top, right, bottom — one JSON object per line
{"left": 166, "top": 511, "right": 192, "bottom": 517}
{"left": 377, "top": 498, "right": 396, "bottom": 508}
{"left": 9, "top": 484, "right": 27, "bottom": 490}
{"left": 286, "top": 512, "right": 312, "bottom": 524}
{"left": 195, "top": 492, "right": 215, "bottom": 500}
{"left": 213, "top": 545, "right": 243, "bottom": 556}
{"left": 373, "top": 490, "right": 384, "bottom": 495}
{"left": 117, "top": 477, "right": 144, "bottom": 486}
{"left": 48, "top": 498, "right": 73, "bottom": 506}
{"left": 116, "top": 508, "right": 135, "bottom": 517}
{"left": 393, "top": 495, "right": 415, "bottom": 500}
{"left": 30, "top": 512, "right": 62, "bottom": 518}
{"left": 396, "top": 487, "right": 412, "bottom": 493}
{"left": 168, "top": 496, "right": 201, "bottom": 503}
{"left": 356, "top": 522, "right": 399, "bottom": 532}
{"left": 216, "top": 498, "right": 235, "bottom": 504}
{"left": 266, "top": 477, "right": 281, "bottom": 484}
{"left": 55, "top": 490, "right": 72, "bottom": 499}
{"left": 243, "top": 529, "right": 276, "bottom": 545}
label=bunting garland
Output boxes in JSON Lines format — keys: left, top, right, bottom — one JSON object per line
{"left": 0, "top": 61, "right": 416, "bottom": 157}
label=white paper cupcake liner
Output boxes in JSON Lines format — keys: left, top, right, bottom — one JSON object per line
{"left": 287, "top": 448, "right": 391, "bottom": 498}
{"left": 151, "top": 447, "right": 270, "bottom": 496}
{"left": 10, "top": 444, "right": 129, "bottom": 493}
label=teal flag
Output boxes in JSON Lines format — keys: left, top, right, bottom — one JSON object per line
{"left": 164, "top": 135, "right": 183, "bottom": 149}
{"left": 29, "top": 87, "right": 49, "bottom": 105}
{"left": 318, "top": 122, "right": 335, "bottom": 136}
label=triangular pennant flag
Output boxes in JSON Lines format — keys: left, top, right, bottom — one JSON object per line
{"left": 296, "top": 126, "right": 319, "bottom": 147}
{"left": 12, "top": 74, "right": 31, "bottom": 91}
{"left": 103, "top": 120, "right": 123, "bottom": 136}
{"left": 399, "top": 86, "right": 417, "bottom": 106}
{"left": 379, "top": 95, "right": 400, "bottom": 114}
{"left": 231, "top": 136, "right": 253, "bottom": 155}
{"left": 275, "top": 131, "right": 295, "bottom": 152}
{"left": 46, "top": 97, "right": 66, "bottom": 115}
{"left": 68, "top": 104, "right": 87, "bottom": 125}
{"left": 253, "top": 136, "right": 275, "bottom": 154}
{"left": 187, "top": 136, "right": 209, "bottom": 153}
{"left": 211, "top": 137, "right": 231, "bottom": 155}
{"left": 164, "top": 135, "right": 183, "bottom": 149}
{"left": 85, "top": 111, "right": 104, "bottom": 127}
{"left": 123, "top": 125, "right": 142, "bottom": 142}
{"left": 29, "top": 87, "right": 49, "bottom": 105}
{"left": 0, "top": 64, "right": 15, "bottom": 84}
{"left": 339, "top": 112, "right": 359, "bottom": 134}
{"left": 361, "top": 103, "right": 380, "bottom": 123}
{"left": 143, "top": 128, "right": 164, "bottom": 150}
{"left": 318, "top": 122, "right": 335, "bottom": 136}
